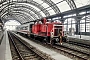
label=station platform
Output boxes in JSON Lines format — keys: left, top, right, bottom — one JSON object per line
{"left": 68, "top": 35, "right": 90, "bottom": 40}
{"left": 14, "top": 33, "right": 72, "bottom": 60}
{"left": 68, "top": 35, "right": 90, "bottom": 46}
{"left": 0, "top": 31, "right": 12, "bottom": 60}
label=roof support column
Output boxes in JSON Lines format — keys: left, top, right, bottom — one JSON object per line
{"left": 75, "top": 16, "right": 82, "bottom": 36}
{"left": 85, "top": 11, "right": 87, "bottom": 35}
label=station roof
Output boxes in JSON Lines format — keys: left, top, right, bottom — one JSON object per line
{"left": 0, "top": 0, "right": 90, "bottom": 24}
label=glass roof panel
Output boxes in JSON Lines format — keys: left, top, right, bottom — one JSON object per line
{"left": 46, "top": 7, "right": 55, "bottom": 15}
{"left": 48, "top": 9, "right": 55, "bottom": 15}
{"left": 39, "top": 12, "right": 46, "bottom": 17}
{"left": 51, "top": 0, "right": 64, "bottom": 4}
{"left": 12, "top": 0, "right": 15, "bottom": 1}
{"left": 17, "top": 3, "right": 45, "bottom": 17}
{"left": 18, "top": 3, "right": 41, "bottom": 11}
{"left": 74, "top": 0, "right": 90, "bottom": 8}
{"left": 33, "top": 0, "right": 43, "bottom": 4}
{"left": 0, "top": 0, "right": 1, "bottom": 2}
{"left": 33, "top": 0, "right": 56, "bottom": 15}
{"left": 0, "top": 0, "right": 4, "bottom": 2}
{"left": 56, "top": 1, "right": 70, "bottom": 12}
{"left": 41, "top": 3, "right": 49, "bottom": 8}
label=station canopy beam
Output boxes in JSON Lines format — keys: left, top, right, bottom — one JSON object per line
{"left": 0, "top": 0, "right": 90, "bottom": 24}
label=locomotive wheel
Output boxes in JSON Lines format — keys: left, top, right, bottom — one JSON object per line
{"left": 43, "top": 38, "right": 47, "bottom": 44}
{"left": 50, "top": 39, "right": 55, "bottom": 46}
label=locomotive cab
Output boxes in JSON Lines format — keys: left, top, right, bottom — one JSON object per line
{"left": 50, "top": 24, "right": 63, "bottom": 44}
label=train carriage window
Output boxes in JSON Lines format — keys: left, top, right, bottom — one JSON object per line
{"left": 25, "top": 26, "right": 28, "bottom": 30}
{"left": 22, "top": 26, "right": 28, "bottom": 30}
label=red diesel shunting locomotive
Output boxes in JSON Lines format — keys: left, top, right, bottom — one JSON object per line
{"left": 31, "top": 18, "right": 65, "bottom": 45}
{"left": 16, "top": 18, "right": 66, "bottom": 45}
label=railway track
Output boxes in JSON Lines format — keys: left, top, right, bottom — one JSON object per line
{"left": 9, "top": 35, "right": 22, "bottom": 60}
{"left": 52, "top": 44, "right": 90, "bottom": 60}
{"left": 18, "top": 33, "right": 90, "bottom": 60}
{"left": 39, "top": 42, "right": 90, "bottom": 60}
{"left": 13, "top": 32, "right": 90, "bottom": 60}
{"left": 8, "top": 32, "right": 54, "bottom": 60}
{"left": 67, "top": 41, "right": 90, "bottom": 48}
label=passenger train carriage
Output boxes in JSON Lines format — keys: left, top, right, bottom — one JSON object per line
{"left": 16, "top": 18, "right": 66, "bottom": 45}
{"left": 16, "top": 22, "right": 34, "bottom": 35}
